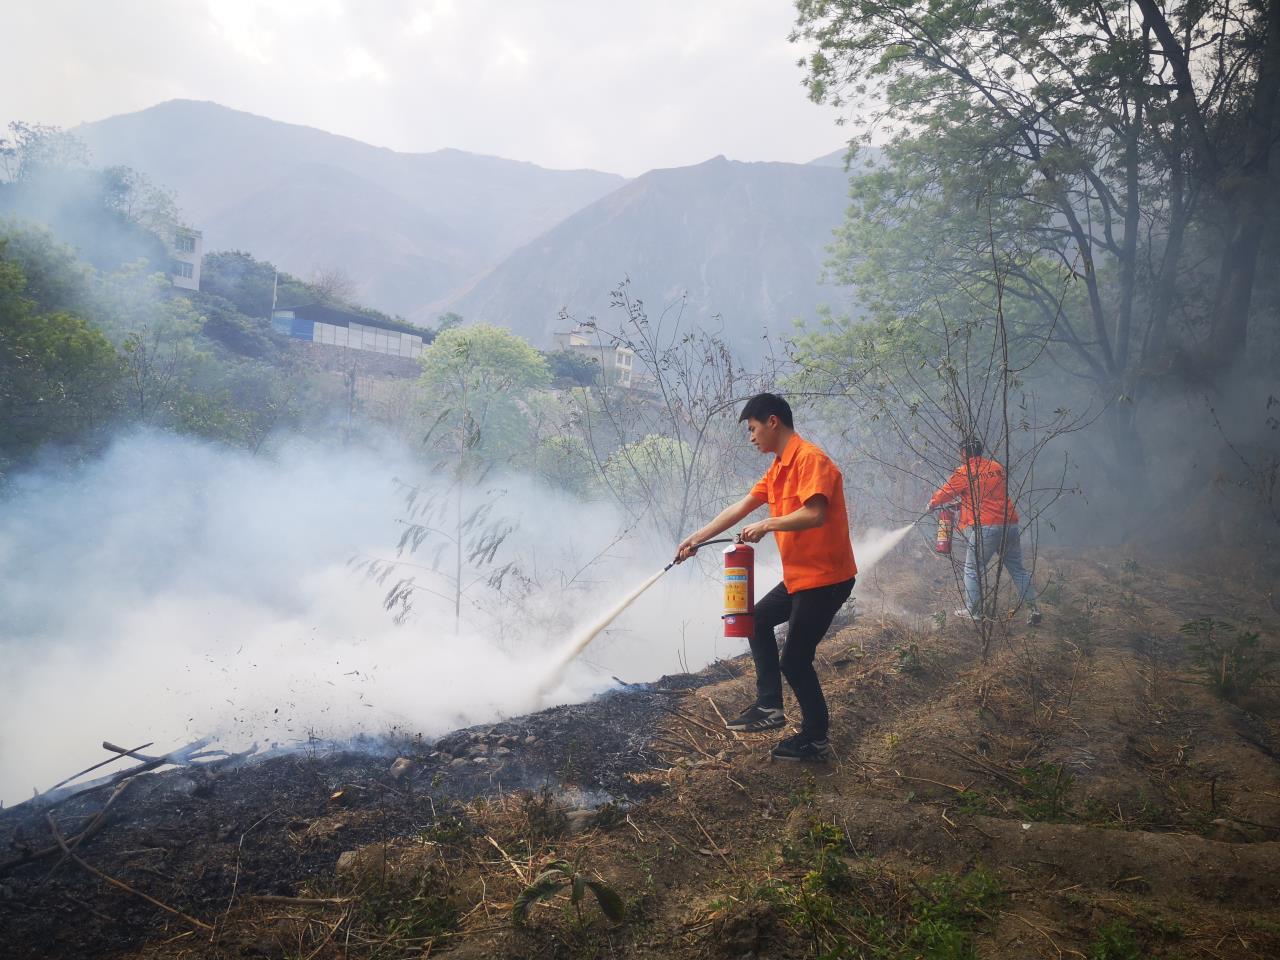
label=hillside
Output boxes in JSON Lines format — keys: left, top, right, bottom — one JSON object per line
{"left": 75, "top": 100, "right": 625, "bottom": 317}
{"left": 5, "top": 547, "right": 1277, "bottom": 959}
{"left": 437, "top": 155, "right": 854, "bottom": 356}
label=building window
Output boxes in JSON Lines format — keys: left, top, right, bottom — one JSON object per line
{"left": 175, "top": 234, "right": 196, "bottom": 253}
{"left": 172, "top": 261, "right": 194, "bottom": 279}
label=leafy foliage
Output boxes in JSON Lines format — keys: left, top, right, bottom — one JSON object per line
{"left": 0, "top": 239, "right": 122, "bottom": 461}
{"left": 419, "top": 323, "right": 552, "bottom": 468}
{"left": 512, "top": 859, "right": 625, "bottom": 928}
{"left": 1179, "top": 617, "right": 1275, "bottom": 700}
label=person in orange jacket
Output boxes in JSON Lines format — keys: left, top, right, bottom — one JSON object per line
{"left": 675, "top": 393, "right": 857, "bottom": 762}
{"left": 928, "top": 437, "right": 1041, "bottom": 625}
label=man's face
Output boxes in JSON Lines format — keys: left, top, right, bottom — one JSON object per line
{"left": 746, "top": 416, "right": 781, "bottom": 454}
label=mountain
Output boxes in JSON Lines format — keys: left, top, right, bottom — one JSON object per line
{"left": 436, "top": 156, "right": 854, "bottom": 356}
{"left": 75, "top": 100, "right": 625, "bottom": 317}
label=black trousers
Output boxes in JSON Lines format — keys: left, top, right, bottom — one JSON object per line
{"left": 749, "top": 577, "right": 855, "bottom": 738}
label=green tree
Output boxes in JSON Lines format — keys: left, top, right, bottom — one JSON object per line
{"left": 418, "top": 323, "right": 552, "bottom": 467}
{"left": 793, "top": 0, "right": 1280, "bottom": 465}
{"left": 0, "top": 239, "right": 121, "bottom": 461}
{"left": 94, "top": 264, "right": 205, "bottom": 423}
{"left": 544, "top": 348, "right": 599, "bottom": 387}
{"left": 0, "top": 121, "right": 91, "bottom": 183}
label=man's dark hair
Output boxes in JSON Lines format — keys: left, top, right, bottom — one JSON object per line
{"left": 961, "top": 436, "right": 984, "bottom": 458}
{"left": 739, "top": 392, "right": 794, "bottom": 428}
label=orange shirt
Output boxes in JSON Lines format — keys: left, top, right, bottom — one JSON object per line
{"left": 928, "top": 456, "right": 1019, "bottom": 529}
{"left": 749, "top": 434, "right": 857, "bottom": 592}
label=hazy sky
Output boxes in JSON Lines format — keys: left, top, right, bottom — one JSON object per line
{"left": 2, "top": 0, "right": 849, "bottom": 176}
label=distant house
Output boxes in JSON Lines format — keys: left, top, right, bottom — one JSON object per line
{"left": 553, "top": 328, "right": 636, "bottom": 387}
{"left": 272, "top": 303, "right": 429, "bottom": 359}
{"left": 169, "top": 227, "right": 202, "bottom": 291}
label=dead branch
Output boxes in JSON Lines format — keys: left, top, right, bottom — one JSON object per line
{"left": 41, "top": 741, "right": 154, "bottom": 795}
{"left": 45, "top": 812, "right": 213, "bottom": 932}
{"left": 41, "top": 778, "right": 133, "bottom": 884}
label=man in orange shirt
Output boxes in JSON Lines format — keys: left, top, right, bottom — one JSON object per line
{"left": 928, "top": 437, "right": 1041, "bottom": 625}
{"left": 676, "top": 393, "right": 857, "bottom": 762}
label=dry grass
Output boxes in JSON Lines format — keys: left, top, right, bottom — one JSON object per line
{"left": 94, "top": 550, "right": 1280, "bottom": 958}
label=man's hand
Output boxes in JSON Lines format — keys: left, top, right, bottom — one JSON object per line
{"left": 674, "top": 533, "right": 704, "bottom": 563}
{"left": 739, "top": 519, "right": 773, "bottom": 543}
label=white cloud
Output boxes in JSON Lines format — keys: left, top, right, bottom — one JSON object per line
{"left": 346, "top": 46, "right": 392, "bottom": 83}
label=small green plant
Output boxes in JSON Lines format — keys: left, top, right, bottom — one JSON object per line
{"left": 512, "top": 859, "right": 625, "bottom": 928}
{"left": 787, "top": 773, "right": 817, "bottom": 809}
{"left": 1039, "top": 579, "right": 1064, "bottom": 606}
{"left": 590, "top": 800, "right": 626, "bottom": 830}
{"left": 897, "top": 640, "right": 926, "bottom": 676}
{"left": 1016, "top": 763, "right": 1074, "bottom": 821}
{"left": 521, "top": 784, "right": 569, "bottom": 845}
{"left": 1058, "top": 598, "right": 1098, "bottom": 656}
{"left": 419, "top": 812, "right": 473, "bottom": 846}
{"left": 1089, "top": 920, "right": 1142, "bottom": 960}
{"left": 932, "top": 610, "right": 948, "bottom": 631}
{"left": 1180, "top": 617, "right": 1275, "bottom": 699}
{"left": 907, "top": 868, "right": 1004, "bottom": 960}
{"left": 347, "top": 872, "right": 460, "bottom": 949}
{"left": 952, "top": 790, "right": 995, "bottom": 816}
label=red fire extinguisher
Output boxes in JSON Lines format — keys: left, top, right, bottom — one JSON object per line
{"left": 935, "top": 507, "right": 956, "bottom": 555}
{"left": 722, "top": 540, "right": 754, "bottom": 638}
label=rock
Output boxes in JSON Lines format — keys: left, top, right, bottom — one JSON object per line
{"left": 468, "top": 742, "right": 489, "bottom": 756}
{"left": 493, "top": 746, "right": 512, "bottom": 757}
{"left": 565, "top": 809, "right": 595, "bottom": 835}
{"left": 336, "top": 839, "right": 436, "bottom": 882}
{"left": 389, "top": 757, "right": 413, "bottom": 780}
{"left": 525, "top": 735, "right": 538, "bottom": 745}
{"left": 450, "top": 757, "right": 469, "bottom": 767}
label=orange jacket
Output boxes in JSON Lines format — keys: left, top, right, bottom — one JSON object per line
{"left": 928, "top": 456, "right": 1019, "bottom": 530}
{"left": 749, "top": 434, "right": 858, "bottom": 591}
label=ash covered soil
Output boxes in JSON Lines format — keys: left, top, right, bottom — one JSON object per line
{"left": 0, "top": 668, "right": 720, "bottom": 959}
{"left": 4, "top": 547, "right": 1280, "bottom": 959}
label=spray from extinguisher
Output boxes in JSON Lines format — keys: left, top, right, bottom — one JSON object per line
{"left": 534, "top": 536, "right": 740, "bottom": 700}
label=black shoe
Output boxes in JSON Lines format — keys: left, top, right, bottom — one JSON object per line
{"left": 725, "top": 705, "right": 787, "bottom": 732}
{"left": 772, "top": 734, "right": 831, "bottom": 762}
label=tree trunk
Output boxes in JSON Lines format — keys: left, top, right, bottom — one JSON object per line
{"left": 1208, "top": 0, "right": 1280, "bottom": 367}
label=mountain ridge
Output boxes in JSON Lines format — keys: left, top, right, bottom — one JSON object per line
{"left": 75, "top": 100, "right": 627, "bottom": 316}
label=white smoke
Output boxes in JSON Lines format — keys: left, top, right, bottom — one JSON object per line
{"left": 0, "top": 430, "right": 730, "bottom": 804}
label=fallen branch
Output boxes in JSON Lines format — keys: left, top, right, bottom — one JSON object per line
{"left": 45, "top": 813, "right": 213, "bottom": 932}
{"left": 41, "top": 742, "right": 154, "bottom": 795}
{"left": 660, "top": 705, "right": 727, "bottom": 740}
{"left": 41, "top": 778, "right": 134, "bottom": 884}
{"left": 37, "top": 738, "right": 216, "bottom": 812}
{"left": 248, "top": 895, "right": 351, "bottom": 907}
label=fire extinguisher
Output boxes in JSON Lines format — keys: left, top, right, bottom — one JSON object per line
{"left": 722, "top": 540, "right": 755, "bottom": 638}
{"left": 935, "top": 507, "right": 956, "bottom": 555}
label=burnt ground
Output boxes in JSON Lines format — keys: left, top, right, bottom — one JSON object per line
{"left": 4, "top": 545, "right": 1280, "bottom": 959}
{"left": 0, "top": 671, "right": 718, "bottom": 959}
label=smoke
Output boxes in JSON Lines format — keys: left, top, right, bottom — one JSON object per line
{"left": 0, "top": 430, "right": 731, "bottom": 804}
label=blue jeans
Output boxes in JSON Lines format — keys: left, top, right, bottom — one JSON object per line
{"left": 963, "top": 523, "right": 1036, "bottom": 614}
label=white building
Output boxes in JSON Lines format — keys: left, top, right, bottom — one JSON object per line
{"left": 552, "top": 328, "right": 636, "bottom": 387}
{"left": 169, "top": 227, "right": 202, "bottom": 291}
{"left": 272, "top": 303, "right": 428, "bottom": 359}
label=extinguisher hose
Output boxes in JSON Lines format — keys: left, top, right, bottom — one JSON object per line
{"left": 663, "top": 537, "right": 737, "bottom": 571}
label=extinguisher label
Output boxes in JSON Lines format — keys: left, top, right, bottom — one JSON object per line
{"left": 724, "top": 567, "right": 749, "bottom": 613}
